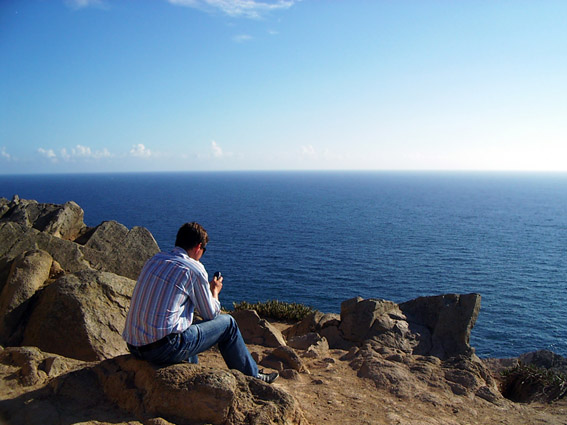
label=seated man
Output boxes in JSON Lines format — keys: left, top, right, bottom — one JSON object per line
{"left": 122, "top": 222, "right": 278, "bottom": 383}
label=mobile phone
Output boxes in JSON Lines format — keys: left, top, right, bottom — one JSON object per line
{"left": 214, "top": 271, "right": 222, "bottom": 279}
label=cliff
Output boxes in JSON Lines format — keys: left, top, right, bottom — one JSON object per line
{"left": 0, "top": 196, "right": 565, "bottom": 425}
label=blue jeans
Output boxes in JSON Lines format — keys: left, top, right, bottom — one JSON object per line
{"left": 128, "top": 314, "right": 258, "bottom": 377}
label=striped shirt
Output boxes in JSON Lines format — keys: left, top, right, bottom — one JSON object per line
{"left": 122, "top": 247, "right": 221, "bottom": 346}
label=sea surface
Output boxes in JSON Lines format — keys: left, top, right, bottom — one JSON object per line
{"left": 1, "top": 171, "right": 566, "bottom": 359}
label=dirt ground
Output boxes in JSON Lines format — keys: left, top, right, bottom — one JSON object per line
{"left": 200, "top": 321, "right": 567, "bottom": 425}
{"left": 1, "top": 321, "right": 566, "bottom": 425}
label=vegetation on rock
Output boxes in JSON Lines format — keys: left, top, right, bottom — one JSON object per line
{"left": 233, "top": 300, "right": 316, "bottom": 322}
{"left": 501, "top": 363, "right": 567, "bottom": 403}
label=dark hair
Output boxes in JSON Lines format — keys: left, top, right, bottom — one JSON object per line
{"left": 175, "top": 222, "right": 209, "bottom": 250}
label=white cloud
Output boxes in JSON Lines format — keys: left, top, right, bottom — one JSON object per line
{"left": 233, "top": 34, "right": 253, "bottom": 43}
{"left": 39, "top": 145, "right": 112, "bottom": 162}
{"left": 300, "top": 144, "right": 316, "bottom": 158}
{"left": 130, "top": 144, "right": 152, "bottom": 158}
{"left": 67, "top": 145, "right": 112, "bottom": 160}
{"left": 38, "top": 148, "right": 57, "bottom": 161}
{"left": 211, "top": 140, "right": 223, "bottom": 157}
{"left": 1, "top": 147, "right": 11, "bottom": 160}
{"left": 65, "top": 0, "right": 106, "bottom": 10}
{"left": 73, "top": 145, "right": 92, "bottom": 158}
{"left": 167, "top": 0, "right": 295, "bottom": 19}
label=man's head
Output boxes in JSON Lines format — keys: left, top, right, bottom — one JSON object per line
{"left": 175, "top": 222, "right": 209, "bottom": 252}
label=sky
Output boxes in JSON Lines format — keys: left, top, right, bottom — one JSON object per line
{"left": 1, "top": 0, "right": 566, "bottom": 174}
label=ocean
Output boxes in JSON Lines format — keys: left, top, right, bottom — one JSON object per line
{"left": 1, "top": 171, "right": 566, "bottom": 359}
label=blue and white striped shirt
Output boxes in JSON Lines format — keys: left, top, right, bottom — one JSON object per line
{"left": 122, "top": 247, "right": 221, "bottom": 346}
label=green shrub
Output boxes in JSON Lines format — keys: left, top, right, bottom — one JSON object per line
{"left": 501, "top": 363, "right": 567, "bottom": 403}
{"left": 232, "top": 299, "right": 316, "bottom": 322}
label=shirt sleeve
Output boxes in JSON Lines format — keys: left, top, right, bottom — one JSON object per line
{"left": 191, "top": 269, "right": 221, "bottom": 320}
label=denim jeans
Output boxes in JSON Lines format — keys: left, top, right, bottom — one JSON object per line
{"left": 128, "top": 314, "right": 258, "bottom": 377}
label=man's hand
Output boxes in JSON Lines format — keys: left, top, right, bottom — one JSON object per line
{"left": 210, "top": 274, "right": 223, "bottom": 299}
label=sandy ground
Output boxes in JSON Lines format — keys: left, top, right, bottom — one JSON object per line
{"left": 199, "top": 321, "right": 567, "bottom": 425}
{"left": 1, "top": 321, "right": 566, "bottom": 425}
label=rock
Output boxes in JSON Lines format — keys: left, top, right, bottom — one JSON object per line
{"left": 0, "top": 198, "right": 85, "bottom": 241}
{"left": 0, "top": 222, "right": 91, "bottom": 275}
{"left": 519, "top": 350, "right": 567, "bottom": 375}
{"left": 78, "top": 220, "right": 160, "bottom": 280}
{"left": 262, "top": 346, "right": 307, "bottom": 373}
{"left": 95, "top": 355, "right": 307, "bottom": 425}
{"left": 0, "top": 250, "right": 53, "bottom": 345}
{"left": 0, "top": 197, "right": 10, "bottom": 218}
{"left": 0, "top": 217, "right": 159, "bottom": 282}
{"left": 348, "top": 341, "right": 501, "bottom": 402}
{"left": 0, "top": 346, "right": 83, "bottom": 387}
{"left": 284, "top": 311, "right": 340, "bottom": 339}
{"left": 231, "top": 309, "right": 287, "bottom": 348}
{"left": 22, "top": 270, "right": 135, "bottom": 361}
{"left": 284, "top": 311, "right": 348, "bottom": 350}
{"left": 288, "top": 332, "right": 325, "bottom": 350}
{"left": 399, "top": 293, "right": 481, "bottom": 360}
{"left": 339, "top": 297, "right": 407, "bottom": 344}
{"left": 288, "top": 332, "right": 330, "bottom": 358}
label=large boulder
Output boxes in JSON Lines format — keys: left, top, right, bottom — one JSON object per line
{"left": 22, "top": 269, "right": 135, "bottom": 361}
{"left": 0, "top": 250, "right": 53, "bottom": 345}
{"left": 335, "top": 294, "right": 481, "bottom": 360}
{"left": 0, "top": 222, "right": 92, "bottom": 279}
{"left": 98, "top": 356, "right": 306, "bottom": 424}
{"left": 339, "top": 297, "right": 404, "bottom": 344}
{"left": 399, "top": 293, "right": 481, "bottom": 359}
{"left": 0, "top": 198, "right": 160, "bottom": 281}
{"left": 0, "top": 347, "right": 308, "bottom": 425}
{"left": 346, "top": 340, "right": 501, "bottom": 403}
{"left": 78, "top": 220, "right": 160, "bottom": 280}
{"left": 0, "top": 197, "right": 85, "bottom": 241}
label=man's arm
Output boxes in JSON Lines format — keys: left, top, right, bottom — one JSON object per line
{"left": 192, "top": 272, "right": 221, "bottom": 320}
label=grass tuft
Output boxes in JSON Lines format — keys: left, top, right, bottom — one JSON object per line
{"left": 232, "top": 299, "right": 316, "bottom": 322}
{"left": 501, "top": 363, "right": 567, "bottom": 403}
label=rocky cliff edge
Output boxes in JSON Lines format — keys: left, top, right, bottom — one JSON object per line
{"left": 0, "top": 197, "right": 565, "bottom": 425}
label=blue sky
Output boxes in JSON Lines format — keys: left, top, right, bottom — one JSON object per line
{"left": 1, "top": 0, "right": 566, "bottom": 174}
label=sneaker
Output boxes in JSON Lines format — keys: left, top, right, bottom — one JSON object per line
{"left": 257, "top": 370, "right": 279, "bottom": 384}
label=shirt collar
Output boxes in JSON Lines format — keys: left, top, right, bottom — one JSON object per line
{"left": 172, "top": 246, "right": 190, "bottom": 259}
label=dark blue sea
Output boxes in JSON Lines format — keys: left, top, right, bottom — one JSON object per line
{"left": 1, "top": 171, "right": 566, "bottom": 359}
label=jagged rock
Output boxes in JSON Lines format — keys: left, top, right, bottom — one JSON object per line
{"left": 0, "top": 350, "right": 306, "bottom": 425}
{"left": 0, "top": 250, "right": 53, "bottom": 344}
{"left": 0, "top": 200, "right": 159, "bottom": 281}
{"left": 337, "top": 297, "right": 418, "bottom": 354}
{"left": 77, "top": 220, "right": 160, "bottom": 280}
{"left": 286, "top": 294, "right": 481, "bottom": 360}
{"left": 0, "top": 198, "right": 10, "bottom": 219}
{"left": 284, "top": 311, "right": 340, "bottom": 340}
{"left": 284, "top": 311, "right": 347, "bottom": 350}
{"left": 288, "top": 332, "right": 325, "bottom": 350}
{"left": 0, "top": 346, "right": 83, "bottom": 387}
{"left": 519, "top": 350, "right": 567, "bottom": 375}
{"left": 0, "top": 222, "right": 91, "bottom": 276}
{"left": 349, "top": 341, "right": 501, "bottom": 402}
{"left": 97, "top": 355, "right": 306, "bottom": 425}
{"left": 287, "top": 332, "right": 330, "bottom": 358}
{"left": 399, "top": 293, "right": 481, "bottom": 360}
{"left": 22, "top": 270, "right": 135, "bottom": 361}
{"left": 231, "top": 309, "right": 287, "bottom": 348}
{"left": 340, "top": 297, "right": 402, "bottom": 343}
{"left": 262, "top": 346, "right": 307, "bottom": 373}
{"left": 0, "top": 198, "right": 85, "bottom": 241}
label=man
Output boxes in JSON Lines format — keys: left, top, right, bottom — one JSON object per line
{"left": 122, "top": 222, "right": 278, "bottom": 383}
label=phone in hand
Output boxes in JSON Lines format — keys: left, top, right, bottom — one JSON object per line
{"left": 213, "top": 271, "right": 222, "bottom": 279}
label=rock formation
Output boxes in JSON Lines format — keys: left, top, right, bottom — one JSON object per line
{"left": 0, "top": 197, "right": 565, "bottom": 425}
